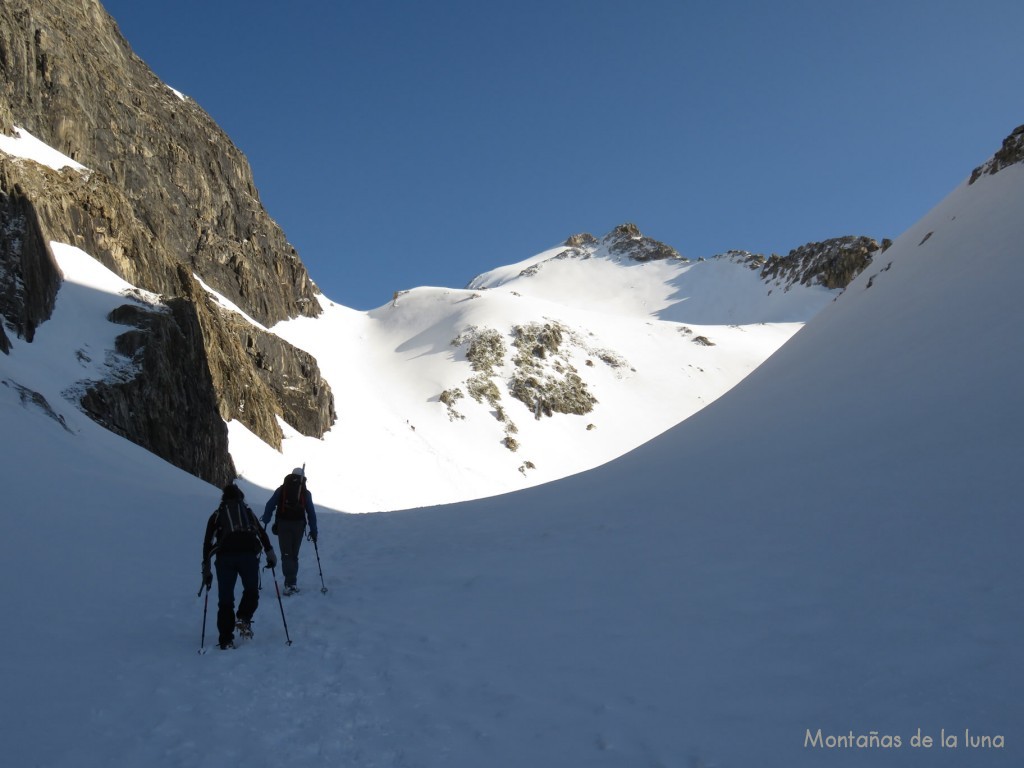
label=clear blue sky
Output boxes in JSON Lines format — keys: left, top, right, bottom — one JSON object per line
{"left": 101, "top": 0, "right": 1022, "bottom": 311}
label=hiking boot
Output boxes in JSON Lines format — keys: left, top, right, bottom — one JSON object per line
{"left": 219, "top": 641, "right": 235, "bottom": 650}
{"left": 283, "top": 585, "right": 299, "bottom": 596}
{"left": 235, "top": 619, "right": 253, "bottom": 639}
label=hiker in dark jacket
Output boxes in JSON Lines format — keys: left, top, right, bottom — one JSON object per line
{"left": 202, "top": 483, "right": 277, "bottom": 649}
{"left": 262, "top": 468, "right": 318, "bottom": 595}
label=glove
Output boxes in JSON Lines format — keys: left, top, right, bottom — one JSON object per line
{"left": 271, "top": 522, "right": 278, "bottom": 535}
{"left": 265, "top": 549, "right": 278, "bottom": 569}
{"left": 309, "top": 531, "right": 318, "bottom": 544}
{"left": 202, "top": 562, "right": 213, "bottom": 589}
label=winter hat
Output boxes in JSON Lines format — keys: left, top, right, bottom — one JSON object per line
{"left": 221, "top": 483, "right": 244, "bottom": 500}
{"left": 292, "top": 467, "right": 304, "bottom": 476}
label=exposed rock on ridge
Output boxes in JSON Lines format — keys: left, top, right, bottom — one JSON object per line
{"left": 560, "top": 224, "right": 877, "bottom": 293}
{"left": 759, "top": 236, "right": 881, "bottom": 291}
{"left": 969, "top": 124, "right": 1024, "bottom": 184}
{"left": 602, "top": 222, "right": 683, "bottom": 262}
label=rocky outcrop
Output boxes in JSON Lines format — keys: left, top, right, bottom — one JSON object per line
{"left": 720, "top": 249, "right": 768, "bottom": 271}
{"left": 604, "top": 222, "right": 683, "bottom": 262}
{"left": 510, "top": 322, "right": 597, "bottom": 419}
{"left": 760, "top": 236, "right": 879, "bottom": 291}
{"left": 558, "top": 224, "right": 683, "bottom": 263}
{"left": 969, "top": 124, "right": 1024, "bottom": 184}
{"left": 564, "top": 232, "right": 598, "bottom": 249}
{"left": 0, "top": 0, "right": 337, "bottom": 483}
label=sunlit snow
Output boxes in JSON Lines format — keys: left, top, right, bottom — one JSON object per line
{"left": 0, "top": 125, "right": 88, "bottom": 172}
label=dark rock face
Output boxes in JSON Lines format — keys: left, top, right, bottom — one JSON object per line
{"left": 761, "top": 236, "right": 879, "bottom": 291}
{"left": 81, "top": 292, "right": 236, "bottom": 486}
{"left": 969, "top": 124, "right": 1024, "bottom": 184}
{"left": 0, "top": 164, "right": 62, "bottom": 344}
{"left": 240, "top": 325, "right": 336, "bottom": 440}
{"left": 0, "top": 0, "right": 336, "bottom": 483}
{"left": 192, "top": 284, "right": 337, "bottom": 448}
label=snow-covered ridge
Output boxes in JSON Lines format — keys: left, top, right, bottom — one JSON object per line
{"left": 257, "top": 225, "right": 842, "bottom": 510}
{"left": 468, "top": 223, "right": 851, "bottom": 325}
{"left": 193, "top": 273, "right": 269, "bottom": 331}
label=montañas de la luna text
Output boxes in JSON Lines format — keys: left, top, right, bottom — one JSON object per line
{"left": 804, "top": 728, "right": 1005, "bottom": 749}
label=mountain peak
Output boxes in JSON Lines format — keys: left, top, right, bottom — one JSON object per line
{"left": 564, "top": 232, "right": 598, "bottom": 248}
{"left": 560, "top": 224, "right": 683, "bottom": 263}
{"left": 603, "top": 222, "right": 684, "bottom": 262}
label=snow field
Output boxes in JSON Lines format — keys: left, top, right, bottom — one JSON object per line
{"left": 2, "top": 132, "right": 1021, "bottom": 766}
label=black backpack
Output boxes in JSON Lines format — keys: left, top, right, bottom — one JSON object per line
{"left": 277, "top": 474, "right": 306, "bottom": 520}
{"left": 214, "top": 499, "right": 260, "bottom": 552}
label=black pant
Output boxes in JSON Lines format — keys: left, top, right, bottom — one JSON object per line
{"left": 215, "top": 551, "right": 259, "bottom": 645}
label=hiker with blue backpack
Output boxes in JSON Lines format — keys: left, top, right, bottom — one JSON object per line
{"left": 202, "top": 483, "right": 277, "bottom": 649}
{"left": 262, "top": 467, "right": 319, "bottom": 595}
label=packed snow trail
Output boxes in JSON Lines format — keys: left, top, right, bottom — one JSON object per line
{"left": 2, "top": 402, "right": 1020, "bottom": 768}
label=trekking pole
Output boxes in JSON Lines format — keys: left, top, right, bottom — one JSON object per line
{"left": 310, "top": 534, "right": 328, "bottom": 594}
{"left": 268, "top": 564, "right": 293, "bottom": 646}
{"left": 198, "top": 581, "right": 210, "bottom": 655}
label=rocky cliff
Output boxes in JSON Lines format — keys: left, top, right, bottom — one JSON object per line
{"left": 0, "top": 0, "right": 335, "bottom": 485}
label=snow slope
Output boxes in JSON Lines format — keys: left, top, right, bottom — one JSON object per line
{"left": 1, "top": 144, "right": 1020, "bottom": 766}
{"left": 0, "top": 125, "right": 89, "bottom": 172}
{"left": 237, "top": 238, "right": 837, "bottom": 511}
